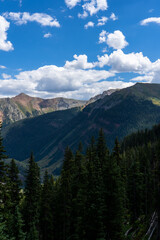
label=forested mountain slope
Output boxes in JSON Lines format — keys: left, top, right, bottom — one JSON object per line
{"left": 3, "top": 83, "right": 160, "bottom": 175}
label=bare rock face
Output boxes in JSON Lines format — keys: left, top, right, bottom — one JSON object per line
{"left": 0, "top": 93, "right": 86, "bottom": 126}
{"left": 85, "top": 89, "right": 119, "bottom": 106}
{"left": 0, "top": 98, "right": 25, "bottom": 125}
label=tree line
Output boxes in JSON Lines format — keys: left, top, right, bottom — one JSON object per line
{"left": 0, "top": 125, "right": 160, "bottom": 240}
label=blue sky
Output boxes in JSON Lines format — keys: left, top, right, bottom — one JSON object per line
{"left": 0, "top": 0, "right": 160, "bottom": 99}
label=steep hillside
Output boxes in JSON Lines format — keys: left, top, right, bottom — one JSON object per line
{"left": 2, "top": 107, "right": 81, "bottom": 174}
{"left": 0, "top": 93, "right": 86, "bottom": 126}
{"left": 3, "top": 83, "right": 160, "bottom": 175}
{"left": 85, "top": 88, "right": 119, "bottom": 106}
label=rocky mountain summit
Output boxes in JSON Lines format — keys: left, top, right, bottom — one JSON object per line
{"left": 0, "top": 93, "right": 86, "bottom": 126}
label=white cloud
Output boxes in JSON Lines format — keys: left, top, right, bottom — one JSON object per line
{"left": 0, "top": 65, "right": 6, "bottom": 69}
{"left": 97, "top": 50, "right": 152, "bottom": 73}
{"left": 140, "top": 17, "right": 160, "bottom": 26}
{"left": 110, "top": 13, "right": 118, "bottom": 21}
{"left": 11, "top": 64, "right": 114, "bottom": 97}
{"left": 65, "top": 0, "right": 81, "bottom": 9}
{"left": 3, "top": 12, "right": 60, "bottom": 27}
{"left": 78, "top": 11, "right": 88, "bottom": 19}
{"left": 84, "top": 21, "right": 94, "bottom": 29}
{"left": 67, "top": 0, "right": 108, "bottom": 16}
{"left": 97, "top": 54, "right": 109, "bottom": 68}
{"left": 3, "top": 49, "right": 160, "bottom": 99}
{"left": 0, "top": 53, "right": 117, "bottom": 99}
{"left": 65, "top": 54, "right": 96, "bottom": 69}
{"left": 97, "top": 16, "right": 108, "bottom": 26}
{"left": 99, "top": 30, "right": 108, "bottom": 43}
{"left": 55, "top": 80, "right": 133, "bottom": 100}
{"left": 106, "top": 30, "right": 128, "bottom": 50}
{"left": 130, "top": 75, "right": 153, "bottom": 82}
{"left": 0, "top": 16, "right": 14, "bottom": 52}
{"left": 2, "top": 73, "right": 11, "bottom": 79}
{"left": 44, "top": 33, "right": 52, "bottom": 38}
{"left": 99, "top": 30, "right": 128, "bottom": 50}
{"left": 82, "top": 0, "right": 108, "bottom": 16}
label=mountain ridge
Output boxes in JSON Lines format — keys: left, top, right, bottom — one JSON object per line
{"left": 0, "top": 93, "right": 86, "bottom": 125}
{"left": 3, "top": 83, "right": 160, "bottom": 175}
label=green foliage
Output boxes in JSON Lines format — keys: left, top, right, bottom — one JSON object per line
{"left": 23, "top": 153, "right": 41, "bottom": 240}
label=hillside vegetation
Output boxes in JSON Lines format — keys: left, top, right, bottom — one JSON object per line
{"left": 3, "top": 83, "right": 160, "bottom": 175}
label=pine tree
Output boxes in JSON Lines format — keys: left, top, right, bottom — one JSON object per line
{"left": 85, "top": 139, "right": 106, "bottom": 240}
{"left": 7, "top": 206, "right": 26, "bottom": 240}
{"left": 104, "top": 140, "right": 125, "bottom": 240}
{"left": 0, "top": 213, "right": 10, "bottom": 240}
{"left": 6, "top": 159, "right": 25, "bottom": 240}
{"left": 8, "top": 159, "right": 22, "bottom": 206}
{"left": 58, "top": 146, "right": 74, "bottom": 240}
{"left": 40, "top": 170, "right": 54, "bottom": 240}
{"left": 24, "top": 153, "right": 41, "bottom": 240}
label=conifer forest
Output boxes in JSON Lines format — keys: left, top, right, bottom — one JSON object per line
{"left": 1, "top": 123, "right": 160, "bottom": 240}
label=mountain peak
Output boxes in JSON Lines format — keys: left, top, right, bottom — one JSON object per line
{"left": 15, "top": 93, "right": 31, "bottom": 98}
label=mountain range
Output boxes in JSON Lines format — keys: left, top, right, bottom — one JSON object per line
{"left": 3, "top": 83, "right": 160, "bottom": 175}
{"left": 0, "top": 93, "right": 86, "bottom": 126}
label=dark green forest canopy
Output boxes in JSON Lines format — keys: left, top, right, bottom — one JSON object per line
{"left": 1, "top": 123, "right": 160, "bottom": 239}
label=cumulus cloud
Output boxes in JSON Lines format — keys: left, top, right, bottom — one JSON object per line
{"left": 99, "top": 30, "right": 128, "bottom": 50}
{"left": 78, "top": 11, "right": 88, "bottom": 19}
{"left": 0, "top": 16, "right": 14, "bottom": 52}
{"left": 66, "top": 0, "right": 108, "bottom": 16}
{"left": 99, "top": 30, "right": 108, "bottom": 43}
{"left": 140, "top": 17, "right": 160, "bottom": 25}
{"left": 65, "top": 54, "right": 95, "bottom": 69}
{"left": 65, "top": 0, "right": 81, "bottom": 9}
{"left": 97, "top": 16, "right": 108, "bottom": 26}
{"left": 7, "top": 64, "right": 114, "bottom": 98}
{"left": 82, "top": 0, "right": 108, "bottom": 16}
{"left": 130, "top": 75, "right": 153, "bottom": 82}
{"left": 96, "top": 49, "right": 160, "bottom": 84}
{"left": 0, "top": 65, "right": 6, "bottom": 69}
{"left": 97, "top": 50, "right": 152, "bottom": 73}
{"left": 107, "top": 30, "right": 128, "bottom": 49}
{"left": 3, "top": 12, "right": 60, "bottom": 27}
{"left": 97, "top": 54, "right": 109, "bottom": 68}
{"left": 110, "top": 13, "right": 118, "bottom": 21}
{"left": 84, "top": 21, "right": 94, "bottom": 29}
{"left": 2, "top": 50, "right": 160, "bottom": 99}
{"left": 2, "top": 73, "right": 11, "bottom": 79}
{"left": 44, "top": 33, "right": 52, "bottom": 38}
{"left": 0, "top": 53, "right": 115, "bottom": 99}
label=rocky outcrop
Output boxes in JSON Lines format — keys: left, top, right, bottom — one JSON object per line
{"left": 0, "top": 93, "right": 86, "bottom": 126}
{"left": 85, "top": 89, "right": 119, "bottom": 106}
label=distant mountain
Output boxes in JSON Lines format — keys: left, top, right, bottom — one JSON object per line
{"left": 3, "top": 83, "right": 160, "bottom": 175}
{"left": 85, "top": 88, "right": 119, "bottom": 106}
{"left": 0, "top": 93, "right": 86, "bottom": 126}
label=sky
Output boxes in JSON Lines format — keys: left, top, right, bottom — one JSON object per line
{"left": 0, "top": 0, "right": 160, "bottom": 100}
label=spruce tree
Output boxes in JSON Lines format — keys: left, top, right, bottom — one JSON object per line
{"left": 24, "top": 153, "right": 41, "bottom": 240}
{"left": 59, "top": 146, "right": 74, "bottom": 240}
{"left": 40, "top": 170, "right": 54, "bottom": 240}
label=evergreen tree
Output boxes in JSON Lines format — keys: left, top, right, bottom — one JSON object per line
{"left": 8, "top": 159, "right": 22, "bottom": 206}
{"left": 85, "top": 139, "right": 106, "bottom": 240}
{"left": 24, "top": 152, "right": 41, "bottom": 240}
{"left": 40, "top": 170, "right": 54, "bottom": 240}
{"left": 59, "top": 146, "right": 74, "bottom": 240}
